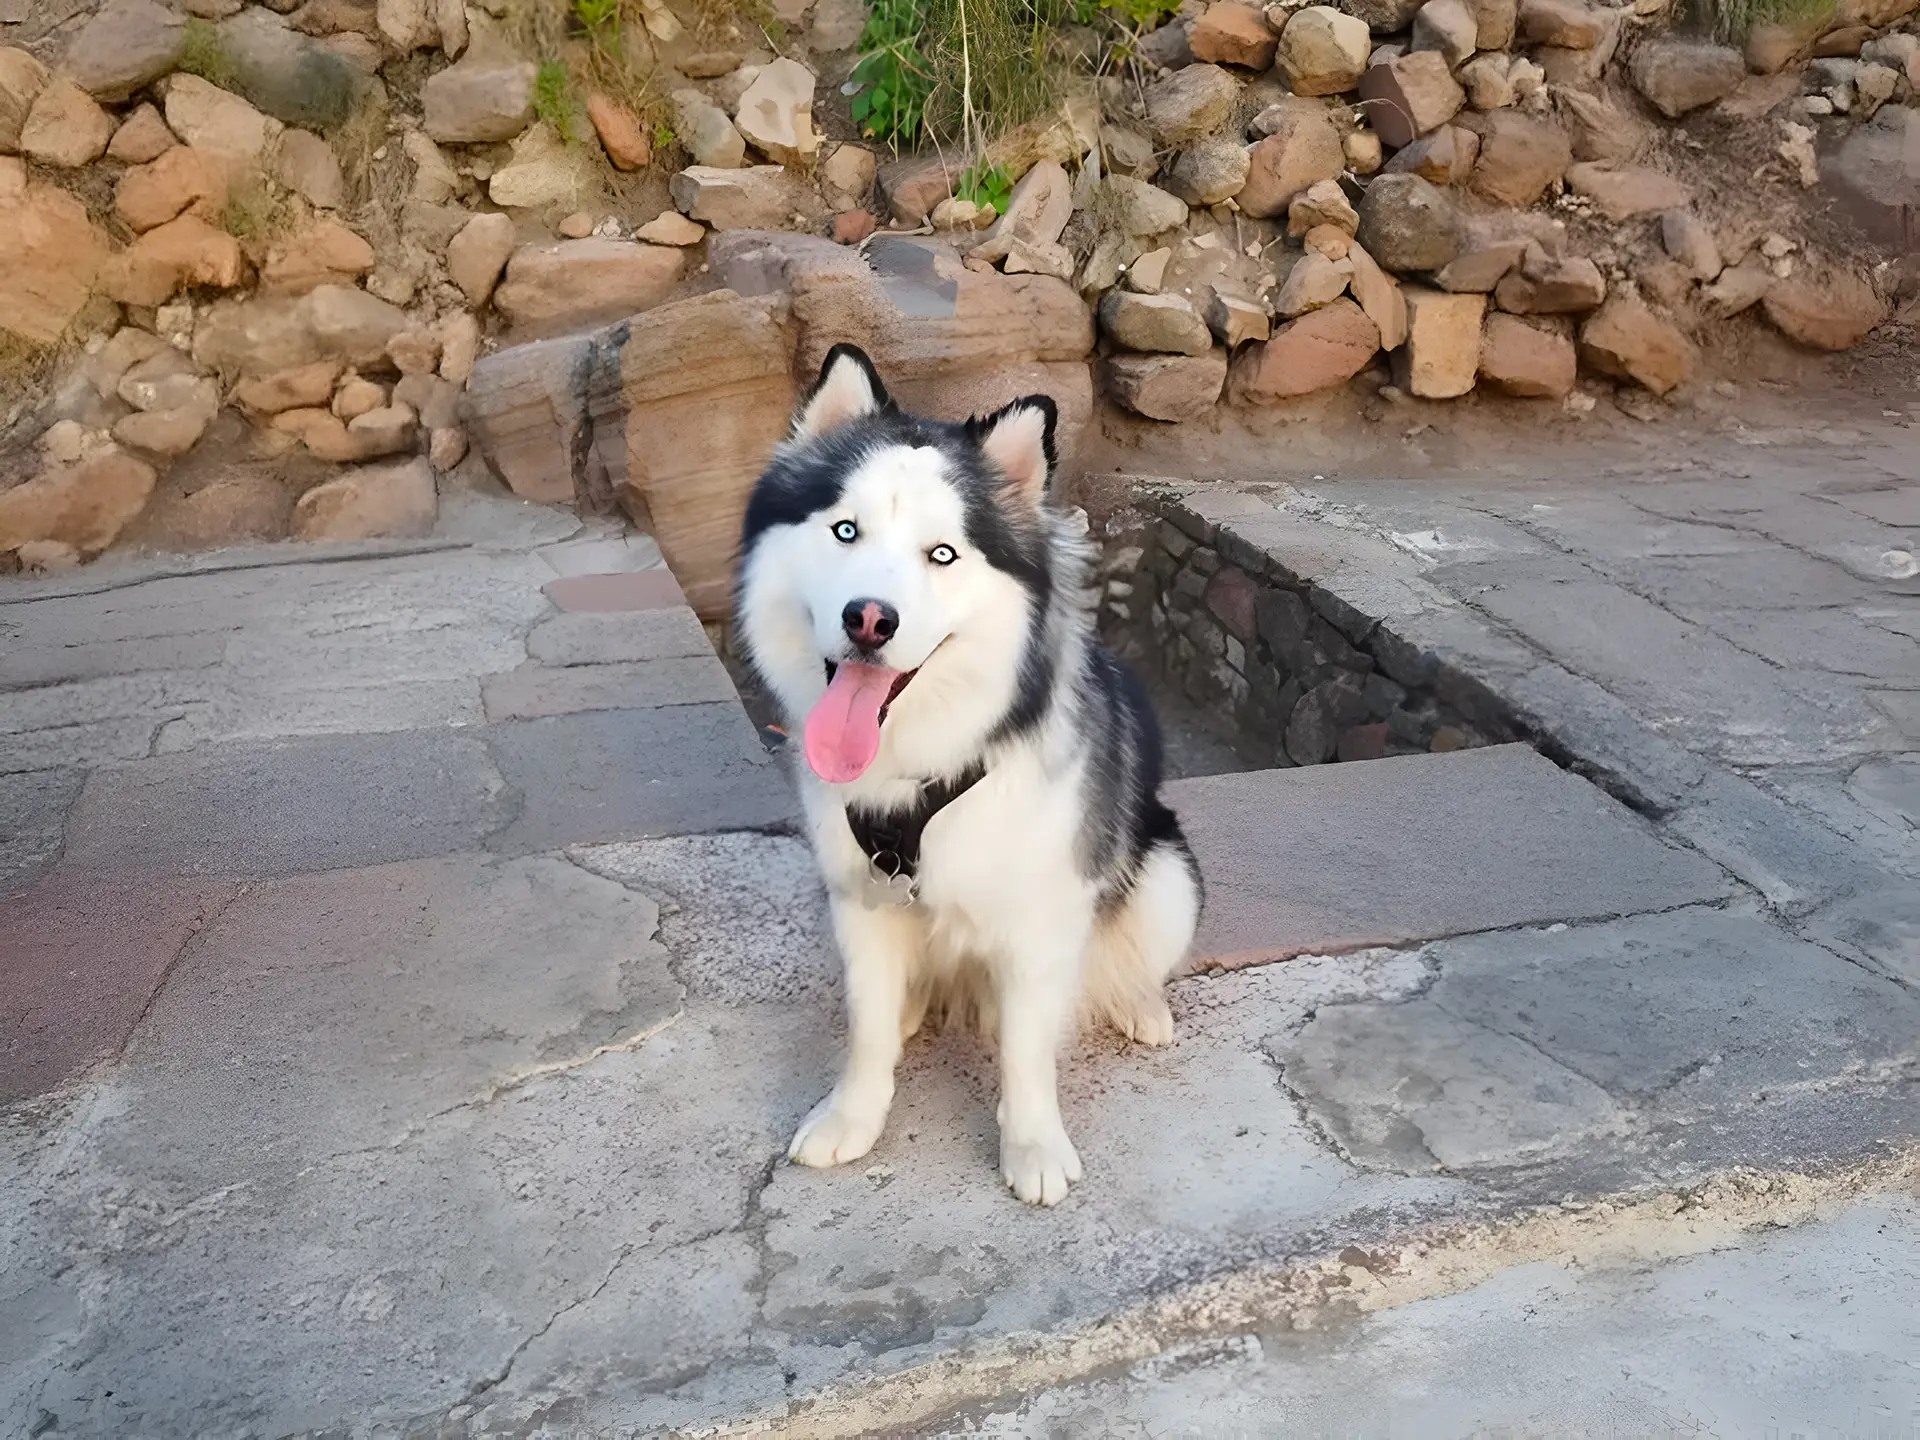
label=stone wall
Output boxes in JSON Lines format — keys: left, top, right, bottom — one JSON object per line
{"left": 1101, "top": 493, "right": 1506, "bottom": 766}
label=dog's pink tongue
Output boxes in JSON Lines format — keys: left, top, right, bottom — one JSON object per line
{"left": 804, "top": 662, "right": 899, "bottom": 784}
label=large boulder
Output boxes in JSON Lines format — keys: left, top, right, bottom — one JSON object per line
{"left": 63, "top": 0, "right": 183, "bottom": 103}
{"left": 1190, "top": 3, "right": 1278, "bottom": 68}
{"left": 492, "top": 240, "right": 687, "bottom": 339}
{"left": 0, "top": 46, "right": 49, "bottom": 153}
{"left": 164, "top": 74, "right": 283, "bottom": 163}
{"left": 1277, "top": 6, "right": 1371, "bottom": 94}
{"left": 1466, "top": 111, "right": 1569, "bottom": 207}
{"left": 1355, "top": 172, "right": 1463, "bottom": 272}
{"left": 0, "top": 450, "right": 157, "bottom": 556}
{"left": 218, "top": 8, "right": 366, "bottom": 131}
{"left": 671, "top": 165, "right": 823, "bottom": 228}
{"left": 1395, "top": 286, "right": 1485, "bottom": 397}
{"left": 1099, "top": 291, "right": 1214, "bottom": 355}
{"left": 293, "top": 457, "right": 437, "bottom": 541}
{"left": 1762, "top": 270, "right": 1887, "bottom": 350}
{"left": 423, "top": 52, "right": 535, "bottom": 142}
{"left": 20, "top": 78, "right": 114, "bottom": 168}
{"left": 1231, "top": 298, "right": 1380, "bottom": 399}
{"left": 1358, "top": 51, "right": 1465, "bottom": 148}
{"left": 1578, "top": 295, "right": 1694, "bottom": 394}
{"left": 1478, "top": 312, "right": 1575, "bottom": 397}
{"left": 1238, "top": 102, "right": 1345, "bottom": 218}
{"left": 1628, "top": 40, "right": 1745, "bottom": 118}
{"left": 1101, "top": 351, "right": 1229, "bottom": 421}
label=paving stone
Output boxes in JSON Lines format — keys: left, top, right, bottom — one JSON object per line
{"left": 2, "top": 871, "right": 237, "bottom": 1103}
{"left": 0, "top": 631, "right": 227, "bottom": 690}
{"left": 480, "top": 655, "right": 740, "bottom": 721}
{"left": 0, "top": 716, "right": 165, "bottom": 773}
{"left": 525, "top": 609, "right": 715, "bottom": 666}
{"left": 544, "top": 569, "right": 687, "bottom": 612}
{"left": 0, "top": 767, "right": 83, "bottom": 898}
{"left": 1462, "top": 576, "right": 1898, "bottom": 766}
{"left": 484, "top": 705, "right": 798, "bottom": 854}
{"left": 1802, "top": 884, "right": 1920, "bottom": 987}
{"left": 61, "top": 731, "right": 514, "bottom": 877}
{"left": 533, "top": 531, "right": 665, "bottom": 577}
{"left": 1170, "top": 744, "right": 1730, "bottom": 968}
{"left": 1277, "top": 906, "right": 1920, "bottom": 1172}
{"left": 1610, "top": 547, "right": 1886, "bottom": 610}
{"left": 1683, "top": 606, "right": 1920, "bottom": 681}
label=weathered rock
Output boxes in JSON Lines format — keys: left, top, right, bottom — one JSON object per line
{"left": 1628, "top": 39, "right": 1744, "bottom": 117}
{"left": 674, "top": 88, "right": 747, "bottom": 169}
{"left": 587, "top": 92, "right": 650, "bottom": 170}
{"left": 1826, "top": 106, "right": 1920, "bottom": 246}
{"left": 637, "top": 211, "right": 706, "bottom": 246}
{"left": 1383, "top": 125, "right": 1479, "bottom": 185}
{"left": 377, "top": 0, "right": 438, "bottom": 50}
{"left": 236, "top": 358, "right": 342, "bottom": 412}
{"left": 1744, "top": 19, "right": 1820, "bottom": 73}
{"left": 394, "top": 371, "right": 460, "bottom": 428}
{"left": 557, "top": 210, "right": 595, "bottom": 240}
{"left": 1238, "top": 104, "right": 1346, "bottom": 217}
{"left": 1345, "top": 129, "right": 1384, "bottom": 174}
{"left": 0, "top": 450, "right": 157, "bottom": 556}
{"left": 293, "top": 456, "right": 436, "bottom": 540}
{"left": 1517, "top": 0, "right": 1606, "bottom": 46}
{"left": 111, "top": 105, "right": 183, "bottom": 170}
{"left": 1346, "top": 240, "right": 1408, "bottom": 348}
{"left": 1138, "top": 18, "right": 1195, "bottom": 68}
{"left": 1338, "top": 0, "right": 1425, "bottom": 33}
{"left": 1123, "top": 247, "right": 1171, "bottom": 293}
{"left": 735, "top": 57, "right": 817, "bottom": 165}
{"left": 1102, "top": 350, "right": 1229, "bottom": 420}
{"left": 305, "top": 283, "right": 411, "bottom": 367}
{"left": 1099, "top": 290, "right": 1213, "bottom": 355}
{"left": 217, "top": 7, "right": 367, "bottom": 131}
{"left": 260, "top": 220, "right": 375, "bottom": 294}
{"left": 489, "top": 123, "right": 591, "bottom": 210}
{"left": 113, "top": 348, "right": 202, "bottom": 412}
{"left": 422, "top": 53, "right": 535, "bottom": 142}
{"left": 21, "top": 79, "right": 114, "bottom": 168}
{"left": 165, "top": 73, "right": 282, "bottom": 161}
{"left": 81, "top": 327, "right": 166, "bottom": 401}
{"left": 1566, "top": 162, "right": 1689, "bottom": 219}
{"left": 1412, "top": 0, "right": 1478, "bottom": 65}
{"left": 275, "top": 128, "right": 346, "bottom": 208}
{"left": 112, "top": 379, "right": 219, "bottom": 457}
{"left": 492, "top": 240, "right": 686, "bottom": 339}
{"left": 446, "top": 212, "right": 516, "bottom": 309}
{"left": 1467, "top": 110, "right": 1569, "bottom": 207}
{"left": 821, "top": 143, "right": 876, "bottom": 209}
{"left": 1288, "top": 177, "right": 1359, "bottom": 234}
{"left": 1275, "top": 251, "right": 1355, "bottom": 316}
{"left": 1478, "top": 311, "right": 1574, "bottom": 396}
{"left": 114, "top": 146, "right": 228, "bottom": 233}
{"left": 435, "top": 311, "right": 479, "bottom": 385}
{"left": 1207, "top": 292, "right": 1271, "bottom": 347}
{"left": 101, "top": 214, "right": 246, "bottom": 307}
{"left": 1554, "top": 86, "right": 1645, "bottom": 164}
{"left": 1100, "top": 175, "right": 1190, "bottom": 237}
{"left": 1660, "top": 209, "right": 1721, "bottom": 281}
{"left": 1308, "top": 223, "right": 1354, "bottom": 258}
{"left": 1431, "top": 223, "right": 1527, "bottom": 291}
{"left": 1761, "top": 270, "right": 1887, "bottom": 350}
{"left": 346, "top": 402, "right": 416, "bottom": 454}
{"left": 1358, "top": 51, "right": 1465, "bottom": 148}
{"left": 1578, "top": 295, "right": 1693, "bottom": 394}
{"left": 1459, "top": 51, "right": 1515, "bottom": 109}
{"left": 671, "top": 165, "right": 822, "bottom": 229}
{"left": 1191, "top": 3, "right": 1278, "bottom": 67}
{"left": 1468, "top": 0, "right": 1516, "bottom": 48}
{"left": 1144, "top": 64, "right": 1241, "bottom": 145}
{"left": 972, "top": 160, "right": 1074, "bottom": 263}
{"left": 1395, "top": 286, "right": 1484, "bottom": 397}
{"left": 1101, "top": 123, "right": 1157, "bottom": 179}
{"left": 1533, "top": 11, "right": 1622, "bottom": 87}
{"left": 1355, "top": 172, "right": 1462, "bottom": 271}
{"left": 401, "top": 129, "right": 458, "bottom": 206}
{"left": 1494, "top": 245, "right": 1606, "bottom": 312}
{"left": 0, "top": 46, "right": 49, "bottom": 153}
{"left": 1276, "top": 5, "right": 1371, "bottom": 94}
{"left": 1162, "top": 140, "right": 1252, "bottom": 206}
{"left": 877, "top": 155, "right": 954, "bottom": 225}
{"left": 1001, "top": 238, "right": 1072, "bottom": 278}
{"left": 0, "top": 174, "right": 109, "bottom": 345}
{"left": 64, "top": 0, "right": 183, "bottom": 103}
{"left": 1231, "top": 298, "right": 1380, "bottom": 399}
{"left": 1699, "top": 255, "right": 1771, "bottom": 318}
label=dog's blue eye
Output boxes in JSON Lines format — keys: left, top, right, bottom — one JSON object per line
{"left": 929, "top": 544, "right": 958, "bottom": 566}
{"left": 831, "top": 520, "right": 858, "bottom": 543}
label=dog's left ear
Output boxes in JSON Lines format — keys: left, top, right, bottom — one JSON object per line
{"left": 974, "top": 395, "right": 1058, "bottom": 509}
{"left": 791, "top": 344, "right": 891, "bottom": 442}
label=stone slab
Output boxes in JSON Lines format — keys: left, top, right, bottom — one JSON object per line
{"left": 534, "top": 531, "right": 666, "bottom": 577}
{"left": 483, "top": 704, "right": 799, "bottom": 853}
{"left": 1169, "top": 745, "right": 1732, "bottom": 969}
{"left": 544, "top": 569, "right": 687, "bottom": 613}
{"left": 60, "top": 731, "right": 514, "bottom": 877}
{"left": 0, "top": 632, "right": 228, "bottom": 691}
{"left": 1, "top": 871, "right": 237, "bottom": 1104}
{"left": 525, "top": 608, "right": 715, "bottom": 666}
{"left": 0, "top": 767, "right": 82, "bottom": 898}
{"left": 480, "top": 655, "right": 740, "bottom": 721}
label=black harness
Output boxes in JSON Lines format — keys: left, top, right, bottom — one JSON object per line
{"left": 845, "top": 761, "right": 986, "bottom": 886}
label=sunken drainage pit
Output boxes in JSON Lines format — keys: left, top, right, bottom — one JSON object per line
{"left": 1097, "top": 490, "right": 1515, "bottom": 779}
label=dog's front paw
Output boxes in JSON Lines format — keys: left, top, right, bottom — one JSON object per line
{"left": 1001, "top": 1126, "right": 1082, "bottom": 1206}
{"left": 1120, "top": 994, "right": 1175, "bottom": 1048}
{"left": 788, "top": 1094, "right": 885, "bottom": 1168}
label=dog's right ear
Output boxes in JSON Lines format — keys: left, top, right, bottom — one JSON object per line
{"left": 791, "top": 344, "right": 890, "bottom": 442}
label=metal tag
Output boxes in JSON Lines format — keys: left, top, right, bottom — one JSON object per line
{"left": 860, "top": 851, "right": 919, "bottom": 909}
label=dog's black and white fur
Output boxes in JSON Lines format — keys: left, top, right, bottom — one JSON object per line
{"left": 734, "top": 345, "right": 1202, "bottom": 1205}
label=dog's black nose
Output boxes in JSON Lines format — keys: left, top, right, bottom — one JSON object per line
{"left": 842, "top": 598, "right": 899, "bottom": 650}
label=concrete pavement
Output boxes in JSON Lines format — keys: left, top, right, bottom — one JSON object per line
{"left": 1, "top": 438, "right": 1917, "bottom": 1435}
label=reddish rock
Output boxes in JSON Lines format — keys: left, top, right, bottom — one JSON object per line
{"left": 1478, "top": 312, "right": 1575, "bottom": 397}
{"left": 0, "top": 176, "right": 111, "bottom": 345}
{"left": 1190, "top": 3, "right": 1277, "bottom": 68}
{"left": 878, "top": 154, "right": 955, "bottom": 225}
{"left": 293, "top": 456, "right": 437, "bottom": 541}
{"left": 100, "top": 214, "right": 246, "bottom": 307}
{"left": 587, "top": 92, "right": 651, "bottom": 170}
{"left": 492, "top": 239, "right": 686, "bottom": 338}
{"left": 1357, "top": 51, "right": 1465, "bottom": 148}
{"left": 1347, "top": 241, "right": 1408, "bottom": 349}
{"left": 1494, "top": 246, "right": 1606, "bottom": 313}
{"left": 235, "top": 359, "right": 344, "bottom": 414}
{"left": 1517, "top": 0, "right": 1607, "bottom": 47}
{"left": 259, "top": 220, "right": 375, "bottom": 295}
{"left": 1397, "top": 287, "right": 1485, "bottom": 397}
{"left": 0, "top": 449, "right": 157, "bottom": 555}
{"left": 1238, "top": 105, "right": 1346, "bottom": 218}
{"left": 1205, "top": 564, "right": 1259, "bottom": 639}
{"left": 1231, "top": 299, "right": 1380, "bottom": 400}
{"left": 833, "top": 208, "right": 877, "bottom": 244}
{"left": 1762, "top": 271, "right": 1887, "bottom": 351}
{"left": 1579, "top": 296, "right": 1695, "bottom": 395}
{"left": 115, "top": 146, "right": 230, "bottom": 233}
{"left": 1466, "top": 111, "right": 1570, "bottom": 207}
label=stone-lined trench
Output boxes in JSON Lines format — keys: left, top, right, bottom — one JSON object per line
{"left": 1097, "top": 496, "right": 1508, "bottom": 773}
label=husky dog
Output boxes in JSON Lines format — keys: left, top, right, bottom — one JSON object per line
{"left": 734, "top": 345, "right": 1202, "bottom": 1206}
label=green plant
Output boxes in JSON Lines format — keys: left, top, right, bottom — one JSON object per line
{"left": 533, "top": 56, "right": 577, "bottom": 140}
{"left": 653, "top": 121, "right": 677, "bottom": 148}
{"left": 574, "top": 0, "right": 622, "bottom": 30}
{"left": 850, "top": 0, "right": 935, "bottom": 146}
{"left": 956, "top": 162, "right": 1014, "bottom": 213}
{"left": 177, "top": 16, "right": 240, "bottom": 89}
{"left": 1100, "top": 0, "right": 1179, "bottom": 26}
{"left": 1687, "top": 0, "right": 1832, "bottom": 41}
{"left": 221, "top": 172, "right": 295, "bottom": 244}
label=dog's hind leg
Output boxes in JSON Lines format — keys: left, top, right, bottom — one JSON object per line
{"left": 1085, "top": 840, "right": 1202, "bottom": 1048}
{"left": 790, "top": 898, "right": 924, "bottom": 1169}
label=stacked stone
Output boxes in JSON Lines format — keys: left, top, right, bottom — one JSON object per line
{"left": 1102, "top": 504, "right": 1497, "bottom": 766}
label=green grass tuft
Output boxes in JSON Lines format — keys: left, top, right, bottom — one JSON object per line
{"left": 1687, "top": 0, "right": 1834, "bottom": 42}
{"left": 177, "top": 16, "right": 241, "bottom": 89}
{"left": 533, "top": 56, "right": 578, "bottom": 141}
